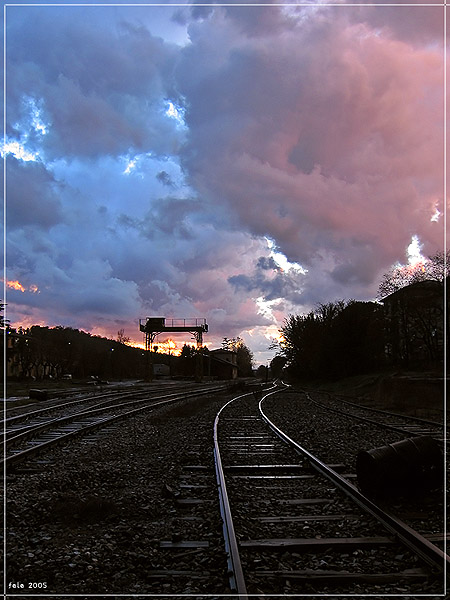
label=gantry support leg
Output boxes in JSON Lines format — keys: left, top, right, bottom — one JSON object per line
{"left": 145, "top": 331, "right": 158, "bottom": 382}
{"left": 194, "top": 330, "right": 204, "bottom": 382}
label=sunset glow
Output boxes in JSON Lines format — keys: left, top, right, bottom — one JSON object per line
{"left": 3, "top": 278, "right": 40, "bottom": 294}
{"left": 154, "top": 338, "right": 182, "bottom": 356}
{"left": 130, "top": 337, "right": 208, "bottom": 356}
{"left": 5, "top": 279, "right": 26, "bottom": 293}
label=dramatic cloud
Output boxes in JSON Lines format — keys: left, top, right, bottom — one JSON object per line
{"left": 3, "top": 2, "right": 445, "bottom": 364}
{"left": 177, "top": 6, "right": 443, "bottom": 272}
{"left": 6, "top": 158, "right": 64, "bottom": 229}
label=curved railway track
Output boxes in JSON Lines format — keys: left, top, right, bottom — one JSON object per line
{"left": 305, "top": 389, "right": 445, "bottom": 441}
{"left": 6, "top": 381, "right": 447, "bottom": 595}
{"left": 214, "top": 384, "right": 447, "bottom": 595}
{"left": 4, "top": 383, "right": 229, "bottom": 468}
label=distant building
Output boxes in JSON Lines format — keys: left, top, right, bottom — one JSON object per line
{"left": 153, "top": 363, "right": 170, "bottom": 377}
{"left": 209, "top": 349, "right": 238, "bottom": 380}
{"left": 381, "top": 280, "right": 444, "bottom": 368}
{"left": 5, "top": 329, "right": 32, "bottom": 378}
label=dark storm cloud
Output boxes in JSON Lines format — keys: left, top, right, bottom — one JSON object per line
{"left": 146, "top": 197, "right": 199, "bottom": 238}
{"left": 256, "top": 256, "right": 279, "bottom": 271}
{"left": 175, "top": 1, "right": 295, "bottom": 37}
{"left": 346, "top": 4, "right": 444, "bottom": 46}
{"left": 6, "top": 8, "right": 180, "bottom": 159}
{"left": 156, "top": 170, "right": 175, "bottom": 187}
{"left": 223, "top": 2, "right": 298, "bottom": 37}
{"left": 6, "top": 158, "right": 64, "bottom": 229}
{"left": 228, "top": 256, "right": 304, "bottom": 304}
{"left": 116, "top": 196, "right": 200, "bottom": 240}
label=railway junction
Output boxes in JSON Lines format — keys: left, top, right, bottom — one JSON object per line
{"left": 4, "top": 379, "right": 448, "bottom": 596}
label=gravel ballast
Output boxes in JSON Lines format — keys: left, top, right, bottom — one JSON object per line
{"left": 218, "top": 389, "right": 444, "bottom": 596}
{"left": 6, "top": 382, "right": 446, "bottom": 596}
{"left": 7, "top": 388, "right": 235, "bottom": 595}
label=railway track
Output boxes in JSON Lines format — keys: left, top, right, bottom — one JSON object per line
{"left": 4, "top": 381, "right": 216, "bottom": 435}
{"left": 4, "top": 390, "right": 144, "bottom": 439}
{"left": 5, "top": 380, "right": 200, "bottom": 421}
{"left": 6, "top": 383, "right": 240, "bottom": 594}
{"left": 306, "top": 389, "right": 445, "bottom": 441}
{"left": 4, "top": 382, "right": 230, "bottom": 468}
{"left": 214, "top": 385, "right": 447, "bottom": 595}
{"left": 6, "top": 381, "right": 447, "bottom": 594}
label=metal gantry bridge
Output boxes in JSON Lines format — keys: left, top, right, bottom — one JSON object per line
{"left": 139, "top": 317, "right": 208, "bottom": 381}
{"left": 139, "top": 317, "right": 208, "bottom": 351}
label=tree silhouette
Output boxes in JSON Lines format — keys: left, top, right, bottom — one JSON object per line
{"left": 222, "top": 337, "right": 254, "bottom": 376}
{"left": 377, "top": 250, "right": 448, "bottom": 299}
{"left": 278, "top": 300, "right": 383, "bottom": 380}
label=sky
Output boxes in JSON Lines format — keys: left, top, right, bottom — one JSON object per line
{"left": 2, "top": 0, "right": 446, "bottom": 365}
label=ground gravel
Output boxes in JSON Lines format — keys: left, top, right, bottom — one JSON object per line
{"left": 7, "top": 386, "right": 236, "bottom": 595}
{"left": 6, "top": 382, "right": 445, "bottom": 597}
{"left": 220, "top": 388, "right": 445, "bottom": 596}
{"left": 262, "top": 388, "right": 445, "bottom": 534}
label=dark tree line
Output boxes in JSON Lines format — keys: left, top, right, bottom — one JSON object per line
{"left": 5, "top": 323, "right": 255, "bottom": 382}
{"left": 275, "top": 250, "right": 447, "bottom": 381}
{"left": 278, "top": 300, "right": 385, "bottom": 381}
{"left": 221, "top": 337, "right": 254, "bottom": 376}
{"left": 6, "top": 325, "right": 146, "bottom": 380}
{"left": 377, "top": 250, "right": 448, "bottom": 298}
{"left": 175, "top": 343, "right": 208, "bottom": 378}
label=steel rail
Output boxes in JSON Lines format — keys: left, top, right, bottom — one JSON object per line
{"left": 4, "top": 389, "right": 139, "bottom": 425}
{"left": 4, "top": 389, "right": 186, "bottom": 445}
{"left": 6, "top": 384, "right": 138, "bottom": 411}
{"left": 259, "top": 389, "right": 449, "bottom": 573}
{"left": 324, "top": 391, "right": 444, "bottom": 427}
{"left": 5, "top": 384, "right": 229, "bottom": 467}
{"left": 6, "top": 383, "right": 232, "bottom": 447}
{"left": 5, "top": 381, "right": 201, "bottom": 424}
{"left": 212, "top": 383, "right": 279, "bottom": 596}
{"left": 3, "top": 396, "right": 145, "bottom": 444}
{"left": 304, "top": 391, "right": 443, "bottom": 440}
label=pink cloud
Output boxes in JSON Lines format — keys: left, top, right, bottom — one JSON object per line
{"left": 178, "top": 9, "right": 444, "bottom": 284}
